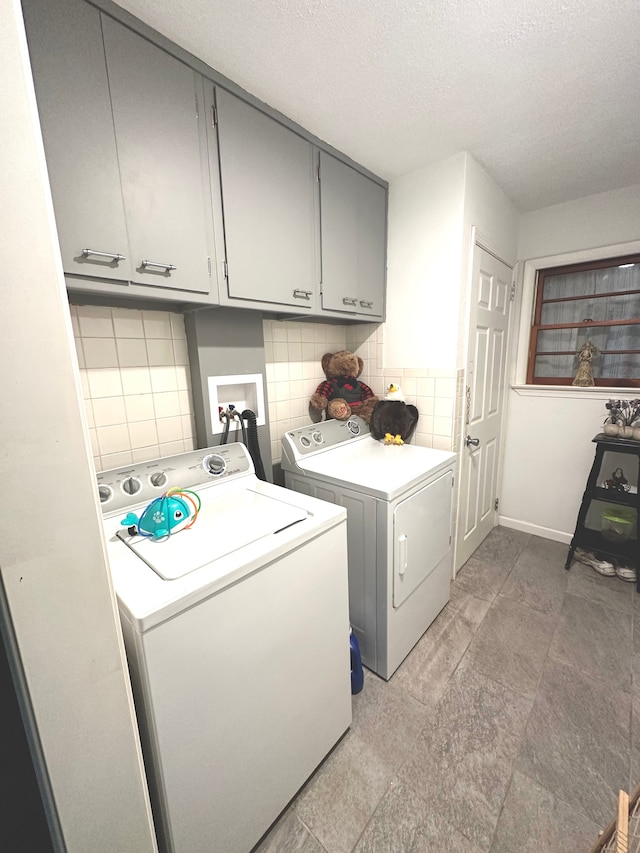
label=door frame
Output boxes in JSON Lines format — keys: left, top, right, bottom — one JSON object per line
{"left": 454, "top": 227, "right": 517, "bottom": 575}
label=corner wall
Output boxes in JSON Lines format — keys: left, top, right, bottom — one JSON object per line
{"left": 500, "top": 184, "right": 640, "bottom": 540}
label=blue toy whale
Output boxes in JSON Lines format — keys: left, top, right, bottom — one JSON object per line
{"left": 121, "top": 490, "right": 198, "bottom": 541}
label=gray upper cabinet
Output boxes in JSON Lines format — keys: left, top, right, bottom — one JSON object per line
{"left": 213, "top": 87, "right": 318, "bottom": 311}
{"left": 319, "top": 151, "right": 387, "bottom": 319}
{"left": 23, "top": 0, "right": 216, "bottom": 302}
{"left": 22, "top": 0, "right": 132, "bottom": 282}
{"left": 24, "top": 0, "right": 386, "bottom": 317}
{"left": 101, "top": 17, "right": 212, "bottom": 295}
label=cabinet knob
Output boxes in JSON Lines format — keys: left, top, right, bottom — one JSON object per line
{"left": 359, "top": 300, "right": 373, "bottom": 309}
{"left": 292, "top": 289, "right": 312, "bottom": 300}
{"left": 342, "top": 296, "right": 358, "bottom": 306}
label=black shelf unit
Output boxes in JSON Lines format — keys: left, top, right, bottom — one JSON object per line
{"left": 566, "top": 434, "right": 640, "bottom": 587}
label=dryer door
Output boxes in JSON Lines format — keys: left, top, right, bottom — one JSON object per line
{"left": 393, "top": 470, "right": 453, "bottom": 607}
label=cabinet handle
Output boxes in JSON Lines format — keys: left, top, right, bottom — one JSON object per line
{"left": 342, "top": 296, "right": 358, "bottom": 306}
{"left": 82, "top": 248, "right": 126, "bottom": 262}
{"left": 141, "top": 259, "right": 177, "bottom": 272}
{"left": 359, "top": 300, "right": 373, "bottom": 309}
{"left": 293, "top": 289, "right": 312, "bottom": 300}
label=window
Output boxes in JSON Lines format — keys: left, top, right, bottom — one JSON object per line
{"left": 527, "top": 254, "right": 640, "bottom": 387}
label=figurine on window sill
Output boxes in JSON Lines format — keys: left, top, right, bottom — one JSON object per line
{"left": 572, "top": 339, "right": 598, "bottom": 387}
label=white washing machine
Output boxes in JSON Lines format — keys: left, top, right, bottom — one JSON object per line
{"left": 281, "top": 416, "right": 457, "bottom": 680}
{"left": 98, "top": 443, "right": 351, "bottom": 853}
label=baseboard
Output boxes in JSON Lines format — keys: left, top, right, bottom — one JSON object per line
{"left": 498, "top": 516, "right": 572, "bottom": 545}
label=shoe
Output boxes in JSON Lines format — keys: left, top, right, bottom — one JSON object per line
{"left": 614, "top": 561, "right": 636, "bottom": 583}
{"left": 574, "top": 548, "right": 616, "bottom": 576}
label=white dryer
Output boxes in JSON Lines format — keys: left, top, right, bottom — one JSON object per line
{"left": 281, "top": 416, "right": 456, "bottom": 680}
{"left": 98, "top": 442, "right": 351, "bottom": 853}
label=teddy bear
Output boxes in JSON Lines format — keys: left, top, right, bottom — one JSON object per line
{"left": 310, "top": 351, "right": 379, "bottom": 423}
{"left": 369, "top": 384, "right": 419, "bottom": 444}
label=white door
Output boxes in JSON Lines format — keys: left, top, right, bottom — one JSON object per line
{"left": 457, "top": 245, "right": 513, "bottom": 568}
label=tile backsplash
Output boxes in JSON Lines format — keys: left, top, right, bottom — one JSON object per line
{"left": 72, "top": 303, "right": 462, "bottom": 474}
{"left": 71, "top": 304, "right": 195, "bottom": 472}
{"left": 263, "top": 319, "right": 462, "bottom": 464}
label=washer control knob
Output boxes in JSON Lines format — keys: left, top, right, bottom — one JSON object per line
{"left": 121, "top": 476, "right": 142, "bottom": 496}
{"left": 98, "top": 484, "right": 113, "bottom": 504}
{"left": 312, "top": 431, "right": 324, "bottom": 445}
{"left": 347, "top": 419, "right": 361, "bottom": 435}
{"left": 149, "top": 471, "right": 168, "bottom": 488}
{"left": 300, "top": 435, "right": 312, "bottom": 448}
{"left": 204, "top": 453, "right": 226, "bottom": 476}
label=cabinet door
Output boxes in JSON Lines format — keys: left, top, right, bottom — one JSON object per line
{"left": 22, "top": 0, "right": 132, "bottom": 281}
{"left": 215, "top": 88, "right": 318, "bottom": 310}
{"left": 102, "top": 16, "right": 212, "bottom": 294}
{"left": 319, "top": 151, "right": 386, "bottom": 319}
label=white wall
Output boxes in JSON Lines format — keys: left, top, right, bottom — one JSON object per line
{"left": 458, "top": 152, "right": 519, "bottom": 368}
{"left": 385, "top": 152, "right": 466, "bottom": 370}
{"left": 0, "top": 2, "right": 157, "bottom": 849}
{"left": 500, "top": 184, "right": 640, "bottom": 541}
{"left": 518, "top": 184, "right": 640, "bottom": 259}
{"left": 462, "top": 153, "right": 519, "bottom": 263}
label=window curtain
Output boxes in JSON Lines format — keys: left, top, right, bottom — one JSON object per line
{"left": 537, "top": 265, "right": 640, "bottom": 379}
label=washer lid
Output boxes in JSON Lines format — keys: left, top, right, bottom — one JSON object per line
{"left": 116, "top": 489, "right": 308, "bottom": 580}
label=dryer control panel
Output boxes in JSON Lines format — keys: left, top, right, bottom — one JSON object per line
{"left": 97, "top": 443, "right": 253, "bottom": 514}
{"left": 283, "top": 416, "right": 370, "bottom": 462}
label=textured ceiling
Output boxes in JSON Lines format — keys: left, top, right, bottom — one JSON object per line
{"left": 111, "top": 0, "right": 640, "bottom": 212}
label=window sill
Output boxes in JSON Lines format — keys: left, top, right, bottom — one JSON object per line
{"left": 511, "top": 385, "right": 637, "bottom": 400}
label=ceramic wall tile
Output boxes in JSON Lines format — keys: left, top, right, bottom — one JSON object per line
{"left": 96, "top": 423, "right": 131, "bottom": 456}
{"left": 146, "top": 339, "right": 175, "bottom": 367}
{"left": 99, "top": 450, "right": 133, "bottom": 470}
{"left": 142, "top": 310, "right": 172, "bottom": 339}
{"left": 169, "top": 313, "right": 186, "bottom": 340}
{"left": 153, "top": 391, "right": 181, "bottom": 419}
{"left": 121, "top": 367, "right": 152, "bottom": 396}
{"left": 83, "top": 337, "right": 119, "bottom": 369}
{"left": 71, "top": 304, "right": 195, "bottom": 471}
{"left": 159, "top": 439, "right": 185, "bottom": 457}
{"left": 77, "top": 304, "right": 113, "bottom": 337}
{"left": 112, "top": 308, "right": 144, "bottom": 338}
{"left": 127, "top": 420, "right": 158, "bottom": 450}
{"left": 87, "top": 368, "right": 123, "bottom": 399}
{"left": 116, "top": 338, "right": 148, "bottom": 368}
{"left": 150, "top": 366, "right": 178, "bottom": 393}
{"left": 91, "top": 396, "right": 126, "bottom": 428}
{"left": 124, "top": 394, "right": 155, "bottom": 423}
{"left": 172, "top": 339, "right": 189, "bottom": 365}
{"left": 156, "top": 416, "right": 183, "bottom": 444}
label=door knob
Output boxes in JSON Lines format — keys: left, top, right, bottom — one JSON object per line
{"left": 465, "top": 435, "right": 480, "bottom": 447}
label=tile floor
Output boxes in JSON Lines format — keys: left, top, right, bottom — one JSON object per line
{"left": 255, "top": 526, "right": 639, "bottom": 853}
